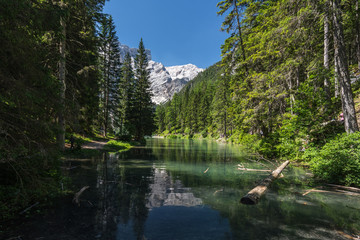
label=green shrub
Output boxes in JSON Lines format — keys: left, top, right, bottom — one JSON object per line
{"left": 302, "top": 132, "right": 360, "bottom": 187}
{"left": 184, "top": 127, "right": 191, "bottom": 135}
{"left": 103, "top": 140, "right": 132, "bottom": 152}
{"left": 228, "top": 131, "right": 261, "bottom": 153}
{"left": 201, "top": 130, "right": 208, "bottom": 138}
{"left": 166, "top": 134, "right": 179, "bottom": 139}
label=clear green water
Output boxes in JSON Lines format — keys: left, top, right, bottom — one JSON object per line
{"left": 5, "top": 138, "right": 360, "bottom": 239}
{"left": 102, "top": 138, "right": 360, "bottom": 239}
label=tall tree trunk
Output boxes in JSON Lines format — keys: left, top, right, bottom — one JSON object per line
{"left": 332, "top": 0, "right": 359, "bottom": 133}
{"left": 58, "top": 2, "right": 66, "bottom": 150}
{"left": 233, "top": 0, "right": 248, "bottom": 74}
{"left": 104, "top": 56, "right": 110, "bottom": 137}
{"left": 324, "top": 14, "right": 331, "bottom": 100}
{"left": 335, "top": 46, "right": 340, "bottom": 98}
{"left": 356, "top": 0, "right": 360, "bottom": 70}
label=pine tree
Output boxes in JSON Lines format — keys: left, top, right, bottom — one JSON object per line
{"left": 98, "top": 15, "right": 122, "bottom": 136}
{"left": 133, "top": 38, "right": 155, "bottom": 141}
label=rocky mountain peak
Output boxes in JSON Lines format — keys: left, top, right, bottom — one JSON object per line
{"left": 119, "top": 42, "right": 203, "bottom": 104}
{"left": 119, "top": 43, "right": 152, "bottom": 61}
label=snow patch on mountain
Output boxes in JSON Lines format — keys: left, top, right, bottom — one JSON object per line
{"left": 119, "top": 42, "right": 203, "bottom": 104}
{"left": 166, "top": 64, "right": 203, "bottom": 82}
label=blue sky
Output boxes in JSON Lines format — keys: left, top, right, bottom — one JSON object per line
{"left": 103, "top": 0, "right": 228, "bottom": 69}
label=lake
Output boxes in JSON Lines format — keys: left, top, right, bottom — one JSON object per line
{"left": 3, "top": 138, "right": 360, "bottom": 239}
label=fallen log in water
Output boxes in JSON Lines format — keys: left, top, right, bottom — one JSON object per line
{"left": 73, "top": 186, "right": 90, "bottom": 206}
{"left": 240, "top": 160, "right": 290, "bottom": 205}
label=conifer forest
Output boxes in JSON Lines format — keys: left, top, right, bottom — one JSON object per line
{"left": 156, "top": 0, "right": 360, "bottom": 186}
{"left": 1, "top": 0, "right": 360, "bottom": 236}
{"left": 0, "top": 0, "right": 155, "bottom": 219}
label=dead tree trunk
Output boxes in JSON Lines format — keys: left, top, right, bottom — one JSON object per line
{"left": 240, "top": 160, "right": 290, "bottom": 205}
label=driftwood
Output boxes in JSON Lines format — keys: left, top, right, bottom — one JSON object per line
{"left": 241, "top": 160, "right": 290, "bottom": 205}
{"left": 303, "top": 189, "right": 333, "bottom": 196}
{"left": 336, "top": 230, "right": 358, "bottom": 240}
{"left": 19, "top": 202, "right": 39, "bottom": 215}
{"left": 237, "top": 167, "right": 272, "bottom": 172}
{"left": 326, "top": 184, "right": 360, "bottom": 194}
{"left": 213, "top": 188, "right": 224, "bottom": 196}
{"left": 73, "top": 186, "right": 90, "bottom": 206}
{"left": 303, "top": 188, "right": 360, "bottom": 196}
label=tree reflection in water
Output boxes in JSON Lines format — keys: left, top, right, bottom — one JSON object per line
{"left": 5, "top": 139, "right": 358, "bottom": 239}
{"left": 92, "top": 139, "right": 359, "bottom": 240}
{"left": 94, "top": 149, "right": 152, "bottom": 240}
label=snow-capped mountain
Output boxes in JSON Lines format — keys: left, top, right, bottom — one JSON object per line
{"left": 119, "top": 42, "right": 203, "bottom": 104}
{"left": 148, "top": 61, "right": 203, "bottom": 104}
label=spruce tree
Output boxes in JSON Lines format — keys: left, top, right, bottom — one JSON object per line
{"left": 133, "top": 38, "right": 155, "bottom": 141}
{"left": 66, "top": 0, "right": 105, "bottom": 135}
{"left": 98, "top": 15, "right": 122, "bottom": 136}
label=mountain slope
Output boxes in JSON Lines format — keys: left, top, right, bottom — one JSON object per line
{"left": 119, "top": 42, "right": 203, "bottom": 104}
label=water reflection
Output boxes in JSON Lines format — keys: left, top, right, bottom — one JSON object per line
{"left": 147, "top": 166, "right": 203, "bottom": 208}
{"left": 8, "top": 138, "right": 357, "bottom": 239}
{"left": 94, "top": 145, "right": 232, "bottom": 240}
{"left": 90, "top": 139, "right": 359, "bottom": 240}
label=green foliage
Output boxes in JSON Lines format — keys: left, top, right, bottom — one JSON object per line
{"left": 274, "top": 115, "right": 304, "bottom": 159}
{"left": 103, "top": 140, "right": 133, "bottom": 152}
{"left": 303, "top": 132, "right": 360, "bottom": 187}
{"left": 166, "top": 134, "right": 181, "bottom": 139}
{"left": 228, "top": 131, "right": 261, "bottom": 153}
